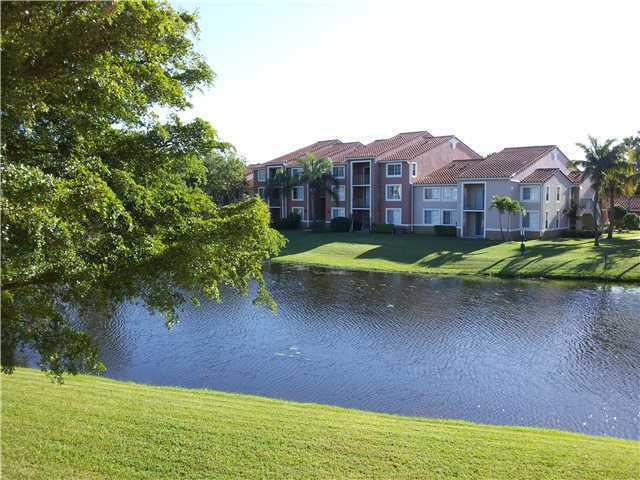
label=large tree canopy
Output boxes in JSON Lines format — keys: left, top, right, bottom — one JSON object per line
{"left": 1, "top": 1, "right": 284, "bottom": 379}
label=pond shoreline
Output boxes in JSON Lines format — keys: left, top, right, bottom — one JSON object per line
{"left": 273, "top": 231, "right": 640, "bottom": 283}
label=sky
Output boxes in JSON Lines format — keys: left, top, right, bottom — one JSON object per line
{"left": 173, "top": 0, "right": 639, "bottom": 163}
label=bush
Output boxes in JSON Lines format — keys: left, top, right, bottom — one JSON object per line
{"left": 434, "top": 225, "right": 457, "bottom": 237}
{"left": 611, "top": 204, "right": 628, "bottom": 227}
{"left": 561, "top": 230, "right": 596, "bottom": 238}
{"left": 623, "top": 212, "right": 640, "bottom": 230}
{"left": 371, "top": 223, "right": 394, "bottom": 234}
{"left": 310, "top": 220, "right": 326, "bottom": 232}
{"left": 330, "top": 216, "right": 351, "bottom": 232}
{"left": 274, "top": 212, "right": 301, "bottom": 230}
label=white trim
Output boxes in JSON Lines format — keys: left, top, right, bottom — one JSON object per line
{"left": 520, "top": 185, "right": 539, "bottom": 202}
{"left": 292, "top": 185, "right": 304, "bottom": 201}
{"left": 330, "top": 207, "right": 345, "bottom": 219}
{"left": 544, "top": 210, "right": 549, "bottom": 229}
{"left": 332, "top": 165, "right": 345, "bottom": 179}
{"left": 442, "top": 186, "right": 457, "bottom": 201}
{"left": 256, "top": 169, "right": 266, "bottom": 182}
{"left": 521, "top": 210, "right": 539, "bottom": 231}
{"left": 291, "top": 167, "right": 302, "bottom": 178}
{"left": 545, "top": 185, "right": 550, "bottom": 202}
{"left": 349, "top": 160, "right": 372, "bottom": 218}
{"left": 410, "top": 162, "right": 418, "bottom": 177}
{"left": 423, "top": 186, "right": 441, "bottom": 201}
{"left": 291, "top": 206, "right": 304, "bottom": 220}
{"left": 385, "top": 184, "right": 402, "bottom": 201}
{"left": 441, "top": 209, "right": 457, "bottom": 226}
{"left": 332, "top": 184, "right": 345, "bottom": 202}
{"left": 386, "top": 162, "right": 402, "bottom": 178}
{"left": 385, "top": 208, "right": 402, "bottom": 225}
{"left": 422, "top": 208, "right": 441, "bottom": 226}
{"left": 556, "top": 186, "right": 561, "bottom": 202}
{"left": 555, "top": 208, "right": 560, "bottom": 228}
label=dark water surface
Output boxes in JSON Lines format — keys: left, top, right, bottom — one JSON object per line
{"left": 80, "top": 264, "right": 639, "bottom": 439}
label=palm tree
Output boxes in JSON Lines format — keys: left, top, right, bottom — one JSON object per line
{"left": 262, "top": 168, "right": 299, "bottom": 221}
{"left": 298, "top": 154, "right": 339, "bottom": 222}
{"left": 491, "top": 195, "right": 511, "bottom": 241}
{"left": 575, "top": 136, "right": 622, "bottom": 246}
{"left": 506, "top": 200, "right": 525, "bottom": 241}
{"left": 602, "top": 159, "right": 634, "bottom": 238}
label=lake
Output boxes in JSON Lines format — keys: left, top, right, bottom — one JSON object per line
{"left": 78, "top": 264, "right": 639, "bottom": 439}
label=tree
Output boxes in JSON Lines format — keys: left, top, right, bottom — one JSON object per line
{"left": 1, "top": 1, "right": 285, "bottom": 380}
{"left": 263, "top": 168, "right": 299, "bottom": 221}
{"left": 575, "top": 136, "right": 621, "bottom": 246}
{"left": 203, "top": 147, "right": 248, "bottom": 206}
{"left": 490, "top": 196, "right": 512, "bottom": 241}
{"left": 506, "top": 199, "right": 525, "bottom": 240}
{"left": 298, "top": 154, "right": 338, "bottom": 222}
{"left": 621, "top": 133, "right": 640, "bottom": 196}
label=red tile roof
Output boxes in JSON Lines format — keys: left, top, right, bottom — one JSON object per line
{"left": 520, "top": 168, "right": 563, "bottom": 183}
{"left": 346, "top": 131, "right": 431, "bottom": 159}
{"left": 261, "top": 139, "right": 341, "bottom": 166}
{"left": 415, "top": 159, "right": 484, "bottom": 185}
{"left": 379, "top": 135, "right": 482, "bottom": 161}
{"left": 567, "top": 170, "right": 585, "bottom": 184}
{"left": 458, "top": 145, "right": 556, "bottom": 179}
{"left": 604, "top": 195, "right": 640, "bottom": 212}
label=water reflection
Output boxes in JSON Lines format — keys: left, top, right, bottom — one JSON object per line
{"left": 72, "top": 264, "right": 639, "bottom": 439}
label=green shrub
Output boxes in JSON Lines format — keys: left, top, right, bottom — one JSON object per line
{"left": 611, "top": 204, "right": 628, "bottom": 227}
{"left": 371, "top": 223, "right": 394, "bottom": 234}
{"left": 623, "top": 212, "right": 640, "bottom": 230}
{"left": 330, "top": 216, "right": 351, "bottom": 232}
{"left": 434, "top": 225, "right": 457, "bottom": 237}
{"left": 275, "top": 212, "right": 301, "bottom": 230}
{"left": 310, "top": 220, "right": 326, "bottom": 232}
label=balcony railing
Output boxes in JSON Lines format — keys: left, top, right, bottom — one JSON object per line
{"left": 352, "top": 173, "right": 370, "bottom": 185}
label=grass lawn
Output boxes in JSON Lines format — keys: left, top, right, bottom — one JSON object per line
{"left": 2, "top": 368, "right": 639, "bottom": 479}
{"left": 273, "top": 231, "right": 640, "bottom": 281}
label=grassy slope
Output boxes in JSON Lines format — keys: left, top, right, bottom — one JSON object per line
{"left": 2, "top": 369, "right": 638, "bottom": 480}
{"left": 273, "top": 231, "right": 640, "bottom": 281}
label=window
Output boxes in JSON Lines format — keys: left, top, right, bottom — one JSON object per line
{"left": 522, "top": 211, "right": 539, "bottom": 230}
{"left": 256, "top": 169, "right": 266, "bottom": 182}
{"left": 555, "top": 209, "right": 560, "bottom": 228}
{"left": 386, "top": 163, "right": 402, "bottom": 178}
{"left": 332, "top": 185, "right": 345, "bottom": 202}
{"left": 386, "top": 208, "right": 402, "bottom": 225}
{"left": 292, "top": 186, "right": 304, "bottom": 201}
{"left": 423, "top": 209, "right": 440, "bottom": 225}
{"left": 423, "top": 187, "right": 441, "bottom": 201}
{"left": 545, "top": 211, "right": 549, "bottom": 229}
{"left": 291, "top": 167, "right": 302, "bottom": 177}
{"left": 545, "top": 185, "right": 550, "bottom": 202}
{"left": 386, "top": 184, "right": 401, "bottom": 201}
{"left": 410, "top": 162, "right": 418, "bottom": 177}
{"left": 331, "top": 207, "right": 345, "bottom": 219}
{"left": 332, "top": 165, "right": 345, "bottom": 179}
{"left": 521, "top": 186, "right": 538, "bottom": 201}
{"left": 442, "top": 209, "right": 457, "bottom": 225}
{"left": 556, "top": 186, "right": 561, "bottom": 201}
{"left": 291, "top": 207, "right": 304, "bottom": 219}
{"left": 443, "top": 186, "right": 457, "bottom": 201}
{"left": 257, "top": 187, "right": 265, "bottom": 198}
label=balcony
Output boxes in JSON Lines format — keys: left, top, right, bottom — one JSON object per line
{"left": 463, "top": 184, "right": 485, "bottom": 211}
{"left": 352, "top": 186, "right": 370, "bottom": 209}
{"left": 352, "top": 173, "right": 370, "bottom": 185}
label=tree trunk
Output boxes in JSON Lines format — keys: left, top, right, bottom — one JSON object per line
{"left": 498, "top": 212, "right": 504, "bottom": 241}
{"left": 607, "top": 188, "right": 615, "bottom": 239}
{"left": 593, "top": 191, "right": 600, "bottom": 246}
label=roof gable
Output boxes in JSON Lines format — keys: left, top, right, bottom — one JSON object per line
{"left": 415, "top": 159, "right": 484, "bottom": 185}
{"left": 346, "top": 130, "right": 431, "bottom": 159}
{"left": 459, "top": 145, "right": 556, "bottom": 179}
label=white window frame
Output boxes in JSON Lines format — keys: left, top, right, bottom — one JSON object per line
{"left": 423, "top": 187, "right": 441, "bottom": 201}
{"left": 292, "top": 185, "right": 304, "bottom": 201}
{"left": 555, "top": 209, "right": 560, "bottom": 228}
{"left": 385, "top": 208, "right": 402, "bottom": 225}
{"left": 291, "top": 167, "right": 302, "bottom": 178}
{"left": 441, "top": 209, "right": 457, "bottom": 226}
{"left": 332, "top": 185, "right": 345, "bottom": 202}
{"left": 385, "top": 184, "right": 402, "bottom": 201}
{"left": 442, "top": 186, "right": 457, "bottom": 201}
{"left": 291, "top": 206, "right": 304, "bottom": 219}
{"left": 331, "top": 207, "right": 346, "bottom": 219}
{"left": 256, "top": 169, "right": 266, "bottom": 182}
{"left": 332, "top": 165, "right": 345, "bottom": 179}
{"left": 520, "top": 185, "right": 538, "bottom": 202}
{"left": 257, "top": 187, "right": 265, "bottom": 198}
{"left": 386, "top": 162, "right": 402, "bottom": 178}
{"left": 410, "top": 162, "right": 418, "bottom": 177}
{"left": 521, "top": 210, "right": 539, "bottom": 231}
{"left": 556, "top": 186, "right": 561, "bottom": 201}
{"left": 545, "top": 185, "right": 550, "bottom": 202}
{"left": 423, "top": 208, "right": 441, "bottom": 226}
{"left": 545, "top": 211, "right": 549, "bottom": 229}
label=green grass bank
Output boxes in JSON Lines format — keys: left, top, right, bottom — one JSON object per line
{"left": 273, "top": 231, "right": 640, "bottom": 281}
{"left": 2, "top": 368, "right": 638, "bottom": 479}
